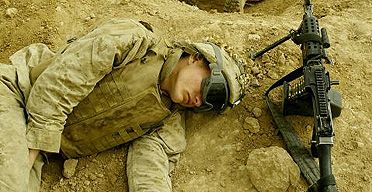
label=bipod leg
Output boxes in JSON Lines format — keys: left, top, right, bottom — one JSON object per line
{"left": 251, "top": 32, "right": 293, "bottom": 60}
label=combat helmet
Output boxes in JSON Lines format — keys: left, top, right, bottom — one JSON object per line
{"left": 176, "top": 42, "right": 246, "bottom": 112}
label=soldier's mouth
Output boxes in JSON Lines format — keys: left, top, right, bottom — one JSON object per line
{"left": 185, "top": 93, "right": 190, "bottom": 105}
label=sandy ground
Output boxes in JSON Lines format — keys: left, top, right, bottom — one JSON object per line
{"left": 1, "top": 0, "right": 371, "bottom": 191}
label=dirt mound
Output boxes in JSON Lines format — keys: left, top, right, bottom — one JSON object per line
{"left": 1, "top": 0, "right": 371, "bottom": 191}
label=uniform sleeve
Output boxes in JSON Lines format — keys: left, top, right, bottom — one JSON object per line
{"left": 127, "top": 112, "right": 186, "bottom": 191}
{"left": 26, "top": 19, "right": 158, "bottom": 153}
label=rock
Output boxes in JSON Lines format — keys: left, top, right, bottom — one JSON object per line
{"left": 248, "top": 34, "right": 261, "bottom": 41}
{"left": 257, "top": 73, "right": 264, "bottom": 79}
{"left": 246, "top": 146, "right": 300, "bottom": 192}
{"left": 84, "top": 16, "right": 93, "bottom": 21}
{"left": 262, "top": 54, "right": 270, "bottom": 63}
{"left": 352, "top": 141, "right": 365, "bottom": 149}
{"left": 223, "top": 21, "right": 234, "bottom": 25}
{"left": 252, "top": 13, "right": 263, "bottom": 17}
{"left": 70, "top": 180, "right": 77, "bottom": 187}
{"left": 252, "top": 107, "right": 262, "bottom": 118}
{"left": 251, "top": 66, "right": 260, "bottom": 75}
{"left": 84, "top": 13, "right": 96, "bottom": 22}
{"left": 246, "top": 58, "right": 255, "bottom": 67}
{"left": 56, "top": 6, "right": 63, "bottom": 12}
{"left": 89, "top": 173, "right": 97, "bottom": 180}
{"left": 91, "top": 159, "right": 99, "bottom": 163}
{"left": 366, "top": 65, "right": 372, "bottom": 76}
{"left": 210, "top": 9, "right": 218, "bottom": 13}
{"left": 97, "top": 173, "right": 104, "bottom": 178}
{"left": 62, "top": 159, "right": 79, "bottom": 178}
{"left": 1, "top": 0, "right": 10, "bottom": 6}
{"left": 267, "top": 71, "right": 279, "bottom": 79}
{"left": 288, "top": 58, "right": 298, "bottom": 68}
{"left": 190, "top": 5, "right": 199, "bottom": 11}
{"left": 362, "top": 176, "right": 369, "bottom": 181}
{"left": 250, "top": 78, "right": 260, "bottom": 87}
{"left": 277, "top": 53, "right": 286, "bottom": 66}
{"left": 84, "top": 180, "right": 91, "bottom": 186}
{"left": 243, "top": 117, "right": 260, "bottom": 133}
{"left": 357, "top": 142, "right": 365, "bottom": 148}
{"left": 5, "top": 8, "right": 18, "bottom": 18}
{"left": 236, "top": 142, "right": 243, "bottom": 152}
{"left": 220, "top": 181, "right": 226, "bottom": 188}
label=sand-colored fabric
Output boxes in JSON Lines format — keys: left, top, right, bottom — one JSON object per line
{"left": 61, "top": 36, "right": 172, "bottom": 158}
{"left": 8, "top": 19, "right": 159, "bottom": 153}
{"left": 127, "top": 112, "right": 186, "bottom": 192}
{"left": 0, "top": 64, "right": 44, "bottom": 192}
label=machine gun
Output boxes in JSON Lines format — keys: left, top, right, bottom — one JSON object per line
{"left": 251, "top": 0, "right": 342, "bottom": 191}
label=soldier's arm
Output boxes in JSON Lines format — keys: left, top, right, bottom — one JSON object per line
{"left": 127, "top": 112, "right": 186, "bottom": 191}
{"left": 26, "top": 19, "right": 158, "bottom": 153}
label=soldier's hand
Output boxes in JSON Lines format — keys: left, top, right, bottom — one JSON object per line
{"left": 28, "top": 149, "right": 40, "bottom": 171}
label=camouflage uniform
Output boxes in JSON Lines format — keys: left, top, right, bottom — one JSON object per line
{"left": 0, "top": 19, "right": 186, "bottom": 192}
{"left": 1, "top": 18, "right": 245, "bottom": 192}
{"left": 0, "top": 64, "right": 45, "bottom": 192}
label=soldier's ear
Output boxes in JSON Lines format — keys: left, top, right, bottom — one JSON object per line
{"left": 189, "top": 53, "right": 203, "bottom": 64}
{"left": 194, "top": 53, "right": 204, "bottom": 62}
{"left": 188, "top": 54, "right": 196, "bottom": 65}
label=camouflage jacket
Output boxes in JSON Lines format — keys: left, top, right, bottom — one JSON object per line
{"left": 9, "top": 19, "right": 186, "bottom": 157}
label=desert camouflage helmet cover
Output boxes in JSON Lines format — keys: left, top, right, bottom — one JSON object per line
{"left": 178, "top": 42, "right": 246, "bottom": 107}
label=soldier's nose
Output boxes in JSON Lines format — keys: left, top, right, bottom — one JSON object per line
{"left": 194, "top": 95, "right": 202, "bottom": 107}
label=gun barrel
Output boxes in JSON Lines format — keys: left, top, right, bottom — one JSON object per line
{"left": 319, "top": 145, "right": 332, "bottom": 176}
{"left": 304, "top": 0, "right": 313, "bottom": 15}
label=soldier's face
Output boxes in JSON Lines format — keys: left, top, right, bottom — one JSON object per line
{"left": 170, "top": 56, "right": 210, "bottom": 108}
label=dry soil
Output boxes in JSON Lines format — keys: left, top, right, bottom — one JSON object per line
{"left": 0, "top": 0, "right": 371, "bottom": 191}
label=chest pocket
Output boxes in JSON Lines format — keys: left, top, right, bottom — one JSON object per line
{"left": 61, "top": 87, "right": 171, "bottom": 158}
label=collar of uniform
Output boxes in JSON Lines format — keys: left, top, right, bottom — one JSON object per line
{"left": 160, "top": 93, "right": 187, "bottom": 112}
{"left": 160, "top": 92, "right": 173, "bottom": 110}
{"left": 158, "top": 47, "right": 183, "bottom": 110}
{"left": 159, "top": 48, "right": 183, "bottom": 83}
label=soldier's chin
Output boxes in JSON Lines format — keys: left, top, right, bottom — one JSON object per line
{"left": 170, "top": 94, "right": 183, "bottom": 104}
